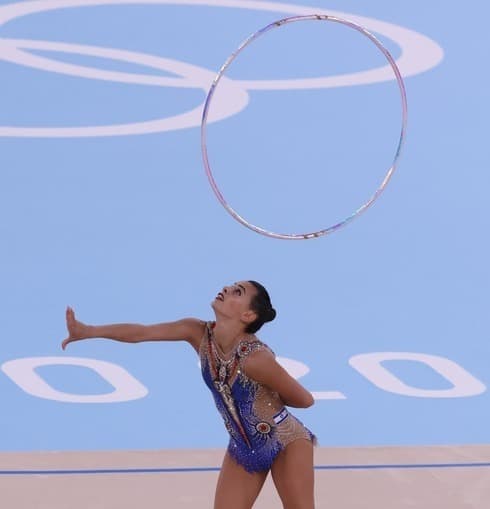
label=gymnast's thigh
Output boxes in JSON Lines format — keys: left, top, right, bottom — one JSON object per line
{"left": 271, "top": 439, "right": 315, "bottom": 509}
{"left": 214, "top": 452, "right": 268, "bottom": 509}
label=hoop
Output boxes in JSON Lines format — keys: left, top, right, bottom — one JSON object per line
{"left": 201, "top": 14, "right": 408, "bottom": 240}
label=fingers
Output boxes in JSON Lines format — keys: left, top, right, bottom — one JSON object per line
{"left": 61, "top": 336, "right": 78, "bottom": 351}
{"left": 63, "top": 306, "right": 76, "bottom": 350}
{"left": 66, "top": 306, "right": 75, "bottom": 323}
{"left": 61, "top": 337, "right": 70, "bottom": 350}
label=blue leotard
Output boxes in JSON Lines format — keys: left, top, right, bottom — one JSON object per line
{"left": 200, "top": 322, "right": 315, "bottom": 473}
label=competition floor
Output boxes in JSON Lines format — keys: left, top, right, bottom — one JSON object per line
{"left": 1, "top": 1, "right": 489, "bottom": 507}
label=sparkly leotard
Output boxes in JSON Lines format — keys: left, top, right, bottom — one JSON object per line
{"left": 200, "top": 322, "right": 315, "bottom": 473}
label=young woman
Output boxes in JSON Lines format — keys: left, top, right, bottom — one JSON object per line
{"left": 62, "top": 280, "right": 316, "bottom": 509}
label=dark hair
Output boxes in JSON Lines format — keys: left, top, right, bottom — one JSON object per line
{"left": 246, "top": 281, "right": 277, "bottom": 334}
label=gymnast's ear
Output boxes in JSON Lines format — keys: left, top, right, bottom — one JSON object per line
{"left": 241, "top": 309, "right": 258, "bottom": 326}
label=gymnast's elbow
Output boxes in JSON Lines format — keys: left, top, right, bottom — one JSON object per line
{"left": 296, "top": 388, "right": 315, "bottom": 408}
{"left": 303, "top": 392, "right": 315, "bottom": 408}
{"left": 286, "top": 391, "right": 315, "bottom": 408}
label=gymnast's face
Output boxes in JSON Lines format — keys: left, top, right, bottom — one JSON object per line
{"left": 212, "top": 281, "right": 258, "bottom": 323}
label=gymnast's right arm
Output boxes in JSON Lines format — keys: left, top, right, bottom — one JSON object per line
{"left": 61, "top": 307, "right": 206, "bottom": 352}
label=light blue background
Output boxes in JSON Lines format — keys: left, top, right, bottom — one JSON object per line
{"left": 0, "top": 0, "right": 489, "bottom": 452}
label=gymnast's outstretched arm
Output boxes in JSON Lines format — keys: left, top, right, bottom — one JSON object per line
{"left": 61, "top": 307, "right": 205, "bottom": 351}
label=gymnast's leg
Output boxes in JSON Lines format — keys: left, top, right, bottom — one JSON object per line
{"left": 214, "top": 452, "right": 268, "bottom": 509}
{"left": 271, "top": 439, "right": 315, "bottom": 509}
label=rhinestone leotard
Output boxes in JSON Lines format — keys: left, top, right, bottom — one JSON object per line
{"left": 199, "top": 322, "right": 315, "bottom": 473}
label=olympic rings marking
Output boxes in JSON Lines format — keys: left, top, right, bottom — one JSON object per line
{"left": 202, "top": 15, "right": 408, "bottom": 240}
{"left": 0, "top": 0, "right": 443, "bottom": 138}
{"left": 0, "top": 38, "right": 249, "bottom": 137}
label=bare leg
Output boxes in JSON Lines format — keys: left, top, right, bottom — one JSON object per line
{"left": 214, "top": 452, "right": 268, "bottom": 509}
{"left": 271, "top": 439, "right": 315, "bottom": 509}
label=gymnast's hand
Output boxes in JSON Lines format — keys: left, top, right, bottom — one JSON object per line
{"left": 62, "top": 306, "right": 91, "bottom": 350}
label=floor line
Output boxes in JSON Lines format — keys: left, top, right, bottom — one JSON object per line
{"left": 1, "top": 462, "right": 489, "bottom": 476}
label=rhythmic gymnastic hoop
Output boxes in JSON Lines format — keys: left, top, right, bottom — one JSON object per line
{"left": 201, "top": 14, "right": 408, "bottom": 240}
